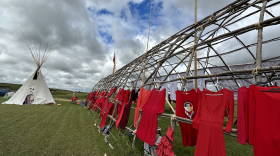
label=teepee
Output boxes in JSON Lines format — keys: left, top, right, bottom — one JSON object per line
{"left": 3, "top": 33, "right": 55, "bottom": 105}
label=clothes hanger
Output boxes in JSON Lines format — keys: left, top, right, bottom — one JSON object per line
{"left": 182, "top": 80, "right": 190, "bottom": 94}
{"left": 206, "top": 77, "right": 223, "bottom": 96}
{"left": 254, "top": 72, "right": 280, "bottom": 92}
{"left": 198, "top": 79, "right": 203, "bottom": 90}
{"left": 255, "top": 72, "right": 280, "bottom": 85}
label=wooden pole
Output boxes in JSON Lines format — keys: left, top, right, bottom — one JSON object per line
{"left": 142, "top": 0, "right": 153, "bottom": 85}
{"left": 194, "top": 0, "right": 198, "bottom": 89}
{"left": 112, "top": 62, "right": 116, "bottom": 74}
{"left": 255, "top": 0, "right": 268, "bottom": 83}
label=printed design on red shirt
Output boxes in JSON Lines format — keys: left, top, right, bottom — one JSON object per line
{"left": 184, "top": 101, "right": 194, "bottom": 119}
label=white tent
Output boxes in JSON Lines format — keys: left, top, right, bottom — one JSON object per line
{"left": 3, "top": 33, "right": 55, "bottom": 105}
{"left": 3, "top": 92, "right": 14, "bottom": 99}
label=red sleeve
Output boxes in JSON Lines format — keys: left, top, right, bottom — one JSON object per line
{"left": 114, "top": 89, "right": 121, "bottom": 101}
{"left": 224, "top": 90, "right": 234, "bottom": 133}
{"left": 192, "top": 90, "right": 202, "bottom": 129}
{"left": 157, "top": 88, "right": 166, "bottom": 115}
{"left": 237, "top": 87, "right": 247, "bottom": 145}
{"left": 192, "top": 89, "right": 204, "bottom": 129}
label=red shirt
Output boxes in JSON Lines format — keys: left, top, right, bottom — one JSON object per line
{"left": 246, "top": 85, "right": 280, "bottom": 156}
{"left": 176, "top": 89, "right": 198, "bottom": 147}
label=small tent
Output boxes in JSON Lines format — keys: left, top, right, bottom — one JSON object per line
{"left": 3, "top": 34, "right": 55, "bottom": 105}
{"left": 3, "top": 92, "right": 14, "bottom": 99}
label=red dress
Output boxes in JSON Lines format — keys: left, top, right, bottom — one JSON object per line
{"left": 114, "top": 88, "right": 125, "bottom": 114}
{"left": 134, "top": 87, "right": 152, "bottom": 127}
{"left": 175, "top": 89, "right": 198, "bottom": 147}
{"left": 118, "top": 90, "right": 138, "bottom": 129}
{"left": 136, "top": 88, "right": 166, "bottom": 145}
{"left": 87, "top": 92, "right": 97, "bottom": 110}
{"left": 156, "top": 126, "right": 174, "bottom": 156}
{"left": 116, "top": 89, "right": 131, "bottom": 128}
{"left": 100, "top": 102, "right": 115, "bottom": 128}
{"left": 100, "top": 87, "right": 117, "bottom": 118}
{"left": 97, "top": 91, "right": 107, "bottom": 110}
{"left": 194, "top": 89, "right": 234, "bottom": 156}
{"left": 92, "top": 92, "right": 104, "bottom": 111}
{"left": 246, "top": 85, "right": 280, "bottom": 156}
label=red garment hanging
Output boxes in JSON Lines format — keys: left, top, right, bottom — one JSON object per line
{"left": 98, "top": 91, "right": 108, "bottom": 110}
{"left": 134, "top": 87, "right": 152, "bottom": 127}
{"left": 194, "top": 89, "right": 234, "bottom": 156}
{"left": 175, "top": 89, "right": 198, "bottom": 147}
{"left": 93, "top": 91, "right": 107, "bottom": 111}
{"left": 100, "top": 102, "right": 115, "bottom": 128}
{"left": 100, "top": 89, "right": 113, "bottom": 117}
{"left": 192, "top": 89, "right": 202, "bottom": 129}
{"left": 245, "top": 85, "right": 280, "bottom": 156}
{"left": 136, "top": 88, "right": 166, "bottom": 145}
{"left": 116, "top": 89, "right": 131, "bottom": 128}
{"left": 156, "top": 126, "right": 174, "bottom": 156}
{"left": 118, "top": 90, "right": 138, "bottom": 129}
{"left": 115, "top": 88, "right": 125, "bottom": 114}
{"left": 92, "top": 91, "right": 104, "bottom": 111}
{"left": 237, "top": 86, "right": 248, "bottom": 145}
{"left": 87, "top": 91, "right": 97, "bottom": 110}
{"left": 100, "top": 87, "right": 117, "bottom": 118}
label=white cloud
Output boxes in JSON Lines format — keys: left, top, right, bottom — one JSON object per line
{"left": 0, "top": 0, "right": 279, "bottom": 92}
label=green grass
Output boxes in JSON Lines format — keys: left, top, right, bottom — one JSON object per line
{"left": 0, "top": 83, "right": 254, "bottom": 156}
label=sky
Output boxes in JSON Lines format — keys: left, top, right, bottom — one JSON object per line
{"left": 0, "top": 0, "right": 279, "bottom": 92}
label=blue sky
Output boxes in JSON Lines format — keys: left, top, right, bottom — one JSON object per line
{"left": 88, "top": 0, "right": 164, "bottom": 45}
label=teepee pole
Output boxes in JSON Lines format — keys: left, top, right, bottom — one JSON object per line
{"left": 21, "top": 29, "right": 40, "bottom": 67}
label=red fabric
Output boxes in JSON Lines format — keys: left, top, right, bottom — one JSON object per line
{"left": 97, "top": 91, "right": 108, "bottom": 110}
{"left": 100, "top": 102, "right": 115, "bottom": 128}
{"left": 87, "top": 92, "right": 97, "bottom": 110}
{"left": 114, "top": 88, "right": 125, "bottom": 114}
{"left": 100, "top": 87, "right": 117, "bottom": 118}
{"left": 194, "top": 89, "right": 234, "bottom": 156}
{"left": 119, "top": 90, "right": 138, "bottom": 129}
{"left": 245, "top": 86, "right": 256, "bottom": 145}
{"left": 92, "top": 91, "right": 106, "bottom": 111}
{"left": 72, "top": 97, "right": 77, "bottom": 101}
{"left": 136, "top": 88, "right": 166, "bottom": 145}
{"left": 175, "top": 89, "right": 198, "bottom": 147}
{"left": 246, "top": 85, "right": 280, "bottom": 156}
{"left": 100, "top": 89, "right": 112, "bottom": 117}
{"left": 86, "top": 91, "right": 94, "bottom": 103}
{"left": 192, "top": 89, "right": 202, "bottom": 129}
{"left": 116, "top": 89, "right": 131, "bottom": 128}
{"left": 134, "top": 87, "right": 152, "bottom": 127}
{"left": 92, "top": 92, "right": 104, "bottom": 110}
{"left": 237, "top": 86, "right": 248, "bottom": 145}
{"left": 156, "top": 126, "right": 174, "bottom": 156}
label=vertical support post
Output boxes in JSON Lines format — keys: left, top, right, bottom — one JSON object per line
{"left": 113, "top": 63, "right": 116, "bottom": 74}
{"left": 142, "top": 0, "right": 153, "bottom": 86}
{"left": 132, "top": 113, "right": 142, "bottom": 148}
{"left": 255, "top": 0, "right": 268, "bottom": 82}
{"left": 194, "top": 0, "right": 198, "bottom": 89}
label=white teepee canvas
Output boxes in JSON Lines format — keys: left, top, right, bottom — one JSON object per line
{"left": 3, "top": 32, "right": 55, "bottom": 105}
{"left": 3, "top": 69, "right": 55, "bottom": 105}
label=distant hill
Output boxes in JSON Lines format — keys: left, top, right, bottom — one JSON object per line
{"left": 0, "top": 83, "right": 22, "bottom": 92}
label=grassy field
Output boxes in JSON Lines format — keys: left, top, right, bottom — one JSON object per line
{"left": 0, "top": 83, "right": 254, "bottom": 156}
